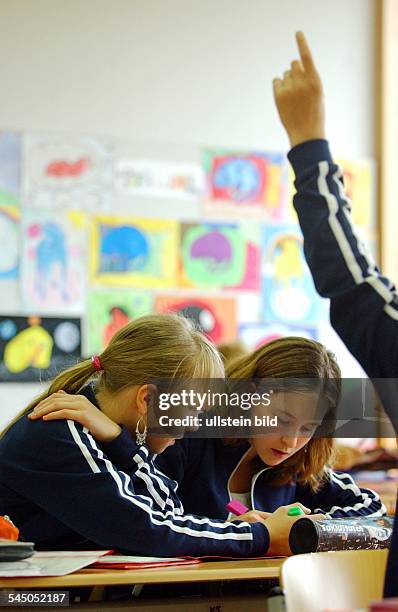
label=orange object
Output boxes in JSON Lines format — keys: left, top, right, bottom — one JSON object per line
{"left": 0, "top": 515, "right": 19, "bottom": 541}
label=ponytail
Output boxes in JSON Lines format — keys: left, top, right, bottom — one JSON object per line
{"left": 1, "top": 313, "right": 224, "bottom": 437}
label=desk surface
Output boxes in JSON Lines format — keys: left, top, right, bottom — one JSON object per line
{"left": 0, "top": 558, "right": 284, "bottom": 589}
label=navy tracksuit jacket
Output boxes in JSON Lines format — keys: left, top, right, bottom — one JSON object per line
{"left": 0, "top": 387, "right": 268, "bottom": 558}
{"left": 288, "top": 139, "right": 398, "bottom": 596}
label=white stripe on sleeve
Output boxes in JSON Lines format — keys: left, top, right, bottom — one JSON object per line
{"left": 318, "top": 161, "right": 398, "bottom": 321}
{"left": 69, "top": 422, "right": 254, "bottom": 540}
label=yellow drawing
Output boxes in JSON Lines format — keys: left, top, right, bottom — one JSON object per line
{"left": 274, "top": 237, "right": 303, "bottom": 286}
{"left": 337, "top": 158, "right": 375, "bottom": 229}
{"left": 4, "top": 324, "right": 53, "bottom": 373}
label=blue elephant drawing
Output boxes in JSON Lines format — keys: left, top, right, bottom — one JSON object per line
{"left": 36, "top": 223, "right": 68, "bottom": 301}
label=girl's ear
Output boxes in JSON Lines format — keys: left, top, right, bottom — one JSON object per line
{"left": 136, "top": 384, "right": 149, "bottom": 417}
{"left": 135, "top": 383, "right": 158, "bottom": 417}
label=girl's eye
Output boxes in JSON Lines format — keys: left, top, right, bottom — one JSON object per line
{"left": 301, "top": 425, "right": 315, "bottom": 435}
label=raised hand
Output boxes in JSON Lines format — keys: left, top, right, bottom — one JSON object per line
{"left": 273, "top": 31, "right": 325, "bottom": 147}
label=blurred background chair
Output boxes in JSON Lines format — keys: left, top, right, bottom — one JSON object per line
{"left": 281, "top": 549, "right": 388, "bottom": 612}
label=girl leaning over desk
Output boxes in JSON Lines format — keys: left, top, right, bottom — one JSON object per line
{"left": 0, "top": 314, "right": 311, "bottom": 559}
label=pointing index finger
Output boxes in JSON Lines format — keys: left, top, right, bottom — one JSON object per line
{"left": 296, "top": 31, "right": 316, "bottom": 74}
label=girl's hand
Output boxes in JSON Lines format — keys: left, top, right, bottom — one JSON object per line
{"left": 231, "top": 510, "right": 272, "bottom": 523}
{"left": 28, "top": 390, "right": 121, "bottom": 443}
{"left": 273, "top": 31, "right": 325, "bottom": 147}
{"left": 265, "top": 503, "right": 324, "bottom": 556}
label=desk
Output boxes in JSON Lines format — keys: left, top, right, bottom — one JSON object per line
{"left": 0, "top": 558, "right": 284, "bottom": 589}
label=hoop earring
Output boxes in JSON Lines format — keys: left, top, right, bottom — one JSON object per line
{"left": 135, "top": 416, "right": 147, "bottom": 446}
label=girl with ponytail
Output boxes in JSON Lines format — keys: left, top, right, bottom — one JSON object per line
{"left": 0, "top": 314, "right": 309, "bottom": 559}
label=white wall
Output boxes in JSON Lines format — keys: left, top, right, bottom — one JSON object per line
{"left": 0, "top": 0, "right": 374, "bottom": 153}
{"left": 0, "top": 0, "right": 375, "bottom": 426}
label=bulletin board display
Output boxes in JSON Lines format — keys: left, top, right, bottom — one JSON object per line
{"left": 0, "top": 132, "right": 377, "bottom": 380}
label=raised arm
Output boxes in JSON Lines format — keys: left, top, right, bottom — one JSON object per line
{"left": 273, "top": 33, "right": 398, "bottom": 387}
{"left": 273, "top": 31, "right": 398, "bottom": 598}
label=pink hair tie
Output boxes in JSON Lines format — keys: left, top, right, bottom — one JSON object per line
{"left": 91, "top": 355, "right": 104, "bottom": 372}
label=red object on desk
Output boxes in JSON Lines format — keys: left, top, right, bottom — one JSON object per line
{"left": 370, "top": 598, "right": 398, "bottom": 611}
{"left": 92, "top": 556, "right": 201, "bottom": 570}
{"left": 0, "top": 516, "right": 19, "bottom": 541}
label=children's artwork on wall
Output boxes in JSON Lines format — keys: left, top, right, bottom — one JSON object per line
{"left": 23, "top": 134, "right": 113, "bottom": 211}
{"left": 155, "top": 294, "right": 237, "bottom": 344}
{"left": 239, "top": 322, "right": 318, "bottom": 350}
{"left": 287, "top": 158, "right": 377, "bottom": 259}
{"left": 21, "top": 210, "right": 87, "bottom": 313}
{"left": 0, "top": 206, "right": 20, "bottom": 280}
{"left": 0, "top": 315, "right": 81, "bottom": 382}
{"left": 337, "top": 157, "right": 376, "bottom": 231}
{"left": 203, "top": 148, "right": 287, "bottom": 219}
{"left": 287, "top": 158, "right": 377, "bottom": 233}
{"left": 179, "top": 222, "right": 260, "bottom": 291}
{"left": 261, "top": 224, "right": 322, "bottom": 326}
{"left": 90, "top": 215, "right": 178, "bottom": 288}
{"left": 115, "top": 159, "right": 204, "bottom": 201}
{"left": 0, "top": 131, "right": 21, "bottom": 207}
{"left": 87, "top": 289, "right": 154, "bottom": 354}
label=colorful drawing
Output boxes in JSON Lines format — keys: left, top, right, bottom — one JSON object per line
{"left": 156, "top": 295, "right": 237, "bottom": 343}
{"left": 0, "top": 206, "right": 20, "bottom": 279}
{"left": 179, "top": 222, "right": 260, "bottom": 291}
{"left": 261, "top": 224, "right": 323, "bottom": 325}
{"left": 0, "top": 132, "right": 21, "bottom": 206}
{"left": 337, "top": 157, "right": 376, "bottom": 230}
{"left": 21, "top": 210, "right": 87, "bottom": 313}
{"left": 203, "top": 148, "right": 287, "bottom": 218}
{"left": 240, "top": 322, "right": 318, "bottom": 351}
{"left": 340, "top": 158, "right": 377, "bottom": 259}
{"left": 0, "top": 315, "right": 81, "bottom": 382}
{"left": 87, "top": 290, "right": 154, "bottom": 353}
{"left": 91, "top": 215, "right": 178, "bottom": 288}
{"left": 23, "top": 134, "right": 113, "bottom": 211}
{"left": 115, "top": 159, "right": 204, "bottom": 200}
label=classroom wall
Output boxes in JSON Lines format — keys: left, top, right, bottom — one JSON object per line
{"left": 0, "top": 0, "right": 375, "bottom": 428}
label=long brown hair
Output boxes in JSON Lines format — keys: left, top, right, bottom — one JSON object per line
{"left": 226, "top": 337, "right": 341, "bottom": 491}
{"left": 2, "top": 314, "right": 224, "bottom": 435}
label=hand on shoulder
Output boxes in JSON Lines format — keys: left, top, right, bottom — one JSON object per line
{"left": 28, "top": 390, "right": 121, "bottom": 443}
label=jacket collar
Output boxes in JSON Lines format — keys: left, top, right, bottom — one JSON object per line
{"left": 225, "top": 442, "right": 272, "bottom": 513}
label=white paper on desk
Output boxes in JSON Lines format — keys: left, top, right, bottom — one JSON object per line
{"left": 0, "top": 550, "right": 110, "bottom": 577}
